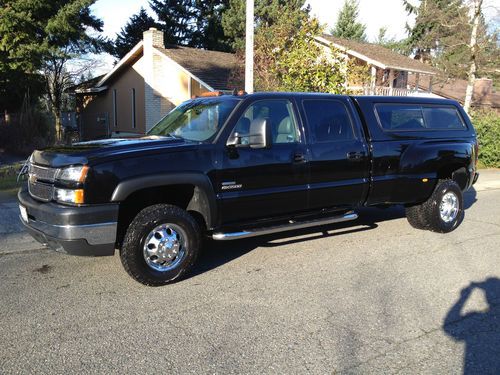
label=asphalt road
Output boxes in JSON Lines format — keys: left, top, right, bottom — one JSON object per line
{"left": 1, "top": 178, "right": 499, "bottom": 374}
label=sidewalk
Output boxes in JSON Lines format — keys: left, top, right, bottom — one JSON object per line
{"left": 474, "top": 169, "right": 500, "bottom": 192}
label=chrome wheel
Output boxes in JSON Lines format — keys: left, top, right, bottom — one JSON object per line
{"left": 439, "top": 191, "right": 459, "bottom": 223}
{"left": 143, "top": 224, "right": 187, "bottom": 272}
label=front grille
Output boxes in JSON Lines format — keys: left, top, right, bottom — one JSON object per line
{"left": 29, "top": 164, "right": 58, "bottom": 182}
{"left": 28, "top": 164, "right": 57, "bottom": 201}
{"left": 28, "top": 180, "right": 54, "bottom": 202}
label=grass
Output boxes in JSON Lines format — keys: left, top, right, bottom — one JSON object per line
{"left": 0, "top": 162, "right": 23, "bottom": 192}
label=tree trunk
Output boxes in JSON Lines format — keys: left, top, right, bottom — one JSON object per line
{"left": 55, "top": 112, "right": 62, "bottom": 143}
{"left": 464, "top": 0, "right": 483, "bottom": 114}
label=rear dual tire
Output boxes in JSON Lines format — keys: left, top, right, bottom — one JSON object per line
{"left": 405, "top": 179, "right": 464, "bottom": 233}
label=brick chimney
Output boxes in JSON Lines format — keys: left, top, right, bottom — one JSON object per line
{"left": 143, "top": 27, "right": 164, "bottom": 48}
{"left": 143, "top": 28, "right": 165, "bottom": 132}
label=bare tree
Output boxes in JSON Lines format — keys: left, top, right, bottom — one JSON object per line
{"left": 43, "top": 49, "right": 104, "bottom": 141}
{"left": 464, "top": 0, "right": 484, "bottom": 113}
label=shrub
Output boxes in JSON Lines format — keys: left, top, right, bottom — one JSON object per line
{"left": 471, "top": 110, "right": 500, "bottom": 168}
{"left": 0, "top": 107, "right": 54, "bottom": 155}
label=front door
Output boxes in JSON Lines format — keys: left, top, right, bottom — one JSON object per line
{"left": 216, "top": 99, "right": 309, "bottom": 225}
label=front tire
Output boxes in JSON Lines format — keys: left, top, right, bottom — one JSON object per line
{"left": 120, "top": 204, "right": 201, "bottom": 286}
{"left": 405, "top": 179, "right": 464, "bottom": 233}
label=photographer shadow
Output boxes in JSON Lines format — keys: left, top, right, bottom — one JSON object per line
{"left": 443, "top": 278, "right": 500, "bottom": 374}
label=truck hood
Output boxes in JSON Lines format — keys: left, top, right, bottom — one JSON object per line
{"left": 31, "top": 136, "right": 194, "bottom": 167}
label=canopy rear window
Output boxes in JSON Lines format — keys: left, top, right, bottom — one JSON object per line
{"left": 375, "top": 104, "right": 466, "bottom": 131}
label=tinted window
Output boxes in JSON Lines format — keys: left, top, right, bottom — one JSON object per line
{"left": 303, "top": 100, "right": 354, "bottom": 142}
{"left": 229, "top": 99, "right": 299, "bottom": 144}
{"left": 422, "top": 106, "right": 465, "bottom": 129}
{"left": 376, "top": 104, "right": 425, "bottom": 130}
{"left": 376, "top": 104, "right": 466, "bottom": 131}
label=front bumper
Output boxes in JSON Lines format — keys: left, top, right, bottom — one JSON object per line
{"left": 18, "top": 188, "right": 118, "bottom": 256}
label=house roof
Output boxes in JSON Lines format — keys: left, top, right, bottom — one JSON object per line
{"left": 408, "top": 75, "right": 500, "bottom": 109}
{"left": 67, "top": 74, "right": 107, "bottom": 94}
{"left": 75, "top": 41, "right": 239, "bottom": 93}
{"left": 156, "top": 46, "right": 240, "bottom": 91}
{"left": 316, "top": 34, "right": 438, "bottom": 75}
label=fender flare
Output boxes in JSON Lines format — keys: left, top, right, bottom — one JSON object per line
{"left": 111, "top": 173, "right": 217, "bottom": 229}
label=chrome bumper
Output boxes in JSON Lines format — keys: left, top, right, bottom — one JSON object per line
{"left": 20, "top": 215, "right": 117, "bottom": 246}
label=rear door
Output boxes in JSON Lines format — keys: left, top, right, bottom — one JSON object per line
{"left": 299, "top": 97, "right": 370, "bottom": 210}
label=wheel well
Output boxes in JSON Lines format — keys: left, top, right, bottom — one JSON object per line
{"left": 437, "top": 165, "right": 467, "bottom": 190}
{"left": 115, "top": 184, "right": 207, "bottom": 249}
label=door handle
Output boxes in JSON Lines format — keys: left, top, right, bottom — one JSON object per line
{"left": 293, "top": 153, "right": 307, "bottom": 163}
{"left": 347, "top": 151, "right": 365, "bottom": 160}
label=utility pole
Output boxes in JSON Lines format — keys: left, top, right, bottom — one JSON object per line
{"left": 245, "top": 0, "right": 254, "bottom": 93}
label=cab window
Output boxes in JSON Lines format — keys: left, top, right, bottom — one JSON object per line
{"left": 303, "top": 100, "right": 355, "bottom": 142}
{"left": 229, "top": 99, "right": 300, "bottom": 144}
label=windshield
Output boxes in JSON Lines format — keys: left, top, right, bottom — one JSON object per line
{"left": 148, "top": 98, "right": 240, "bottom": 141}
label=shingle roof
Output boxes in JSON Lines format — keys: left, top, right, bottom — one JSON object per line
{"left": 157, "top": 45, "right": 241, "bottom": 91}
{"left": 67, "top": 74, "right": 106, "bottom": 93}
{"left": 318, "top": 34, "right": 438, "bottom": 75}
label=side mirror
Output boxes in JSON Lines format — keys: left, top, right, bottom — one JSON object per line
{"left": 227, "top": 118, "right": 271, "bottom": 149}
{"left": 248, "top": 118, "right": 271, "bottom": 149}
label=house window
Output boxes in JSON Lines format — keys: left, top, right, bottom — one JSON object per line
{"left": 112, "top": 89, "right": 117, "bottom": 127}
{"left": 131, "top": 88, "right": 136, "bottom": 129}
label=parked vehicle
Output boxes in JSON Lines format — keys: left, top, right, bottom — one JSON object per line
{"left": 18, "top": 92, "right": 479, "bottom": 285}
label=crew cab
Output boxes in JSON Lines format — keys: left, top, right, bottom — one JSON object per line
{"left": 18, "top": 93, "right": 479, "bottom": 285}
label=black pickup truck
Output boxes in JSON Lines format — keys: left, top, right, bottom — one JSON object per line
{"left": 18, "top": 92, "right": 479, "bottom": 285}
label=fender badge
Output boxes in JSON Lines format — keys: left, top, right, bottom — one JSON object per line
{"left": 221, "top": 181, "right": 242, "bottom": 190}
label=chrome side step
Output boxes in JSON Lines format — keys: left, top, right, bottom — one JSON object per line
{"left": 212, "top": 211, "right": 358, "bottom": 241}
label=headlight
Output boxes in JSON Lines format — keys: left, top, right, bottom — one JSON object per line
{"left": 56, "top": 165, "right": 89, "bottom": 184}
{"left": 54, "top": 188, "right": 85, "bottom": 204}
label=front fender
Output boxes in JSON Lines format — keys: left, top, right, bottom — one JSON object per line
{"left": 110, "top": 173, "right": 217, "bottom": 229}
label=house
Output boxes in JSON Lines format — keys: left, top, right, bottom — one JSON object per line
{"left": 315, "top": 34, "right": 438, "bottom": 95}
{"left": 71, "top": 28, "right": 239, "bottom": 140}
{"left": 408, "top": 75, "right": 500, "bottom": 111}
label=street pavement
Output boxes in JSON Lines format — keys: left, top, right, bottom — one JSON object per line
{"left": 0, "top": 171, "right": 499, "bottom": 374}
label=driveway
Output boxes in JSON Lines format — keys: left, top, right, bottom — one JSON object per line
{"left": 1, "top": 172, "right": 499, "bottom": 374}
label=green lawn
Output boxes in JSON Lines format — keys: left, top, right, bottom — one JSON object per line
{"left": 0, "top": 163, "right": 23, "bottom": 193}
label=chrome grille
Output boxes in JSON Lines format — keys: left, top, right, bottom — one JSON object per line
{"left": 28, "top": 181, "right": 54, "bottom": 202}
{"left": 28, "top": 164, "right": 57, "bottom": 201}
{"left": 29, "top": 164, "right": 58, "bottom": 182}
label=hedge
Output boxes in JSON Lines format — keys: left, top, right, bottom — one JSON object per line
{"left": 471, "top": 110, "right": 500, "bottom": 168}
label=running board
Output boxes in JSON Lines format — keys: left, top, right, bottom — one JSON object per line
{"left": 212, "top": 211, "right": 358, "bottom": 241}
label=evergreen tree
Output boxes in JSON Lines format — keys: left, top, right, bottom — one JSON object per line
{"left": 0, "top": 0, "right": 106, "bottom": 139}
{"left": 374, "top": 26, "right": 408, "bottom": 54}
{"left": 331, "top": 0, "right": 366, "bottom": 41}
{"left": 221, "top": 0, "right": 310, "bottom": 50}
{"left": 112, "top": 7, "right": 157, "bottom": 59}
{"left": 191, "top": 0, "right": 232, "bottom": 51}
{"left": 403, "top": 0, "right": 469, "bottom": 65}
{"left": 149, "top": 0, "right": 197, "bottom": 45}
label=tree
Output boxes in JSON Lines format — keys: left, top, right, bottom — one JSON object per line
{"left": 403, "top": 0, "right": 469, "bottom": 65}
{"left": 374, "top": 26, "right": 408, "bottom": 54}
{"left": 250, "top": 9, "right": 347, "bottom": 93}
{"left": 404, "top": 0, "right": 499, "bottom": 110}
{"left": 464, "top": 0, "right": 483, "bottom": 113}
{"left": 190, "top": 0, "right": 232, "bottom": 51}
{"left": 149, "top": 0, "right": 197, "bottom": 45}
{"left": 112, "top": 7, "right": 157, "bottom": 59}
{"left": 0, "top": 0, "right": 106, "bottom": 140}
{"left": 222, "top": 0, "right": 310, "bottom": 50}
{"left": 331, "top": 0, "right": 366, "bottom": 41}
